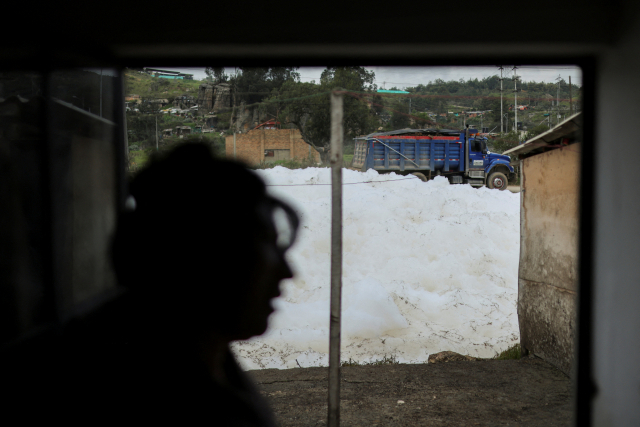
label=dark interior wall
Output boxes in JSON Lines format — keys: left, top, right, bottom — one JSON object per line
{"left": 0, "top": 0, "right": 626, "bottom": 67}
{"left": 592, "top": 15, "right": 640, "bottom": 425}
{"left": 0, "top": 74, "right": 121, "bottom": 346}
{"left": 48, "top": 100, "right": 119, "bottom": 319}
{"left": 31, "top": 1, "right": 620, "bottom": 45}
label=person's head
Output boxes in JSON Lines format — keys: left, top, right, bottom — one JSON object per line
{"left": 111, "top": 143, "right": 298, "bottom": 342}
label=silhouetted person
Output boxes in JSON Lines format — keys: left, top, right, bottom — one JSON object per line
{"left": 60, "top": 143, "right": 299, "bottom": 424}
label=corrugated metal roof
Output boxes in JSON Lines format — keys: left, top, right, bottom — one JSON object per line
{"left": 503, "top": 112, "right": 581, "bottom": 158}
{"left": 377, "top": 89, "right": 410, "bottom": 94}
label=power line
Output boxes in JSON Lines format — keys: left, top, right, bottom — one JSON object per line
{"left": 265, "top": 176, "right": 420, "bottom": 187}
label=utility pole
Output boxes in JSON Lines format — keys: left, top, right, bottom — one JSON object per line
{"left": 328, "top": 91, "right": 344, "bottom": 427}
{"left": 556, "top": 75, "right": 561, "bottom": 125}
{"left": 498, "top": 66, "right": 504, "bottom": 133}
{"left": 513, "top": 66, "right": 518, "bottom": 133}
{"left": 569, "top": 76, "right": 573, "bottom": 115}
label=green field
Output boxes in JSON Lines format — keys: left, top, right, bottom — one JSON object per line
{"left": 125, "top": 70, "right": 203, "bottom": 99}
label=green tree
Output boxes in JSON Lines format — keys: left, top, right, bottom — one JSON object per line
{"left": 230, "top": 67, "right": 300, "bottom": 105}
{"left": 412, "top": 111, "right": 432, "bottom": 128}
{"left": 489, "top": 131, "right": 520, "bottom": 154}
{"left": 275, "top": 66, "right": 379, "bottom": 163}
{"left": 522, "top": 123, "right": 549, "bottom": 141}
{"left": 205, "top": 67, "right": 228, "bottom": 83}
{"left": 389, "top": 108, "right": 411, "bottom": 129}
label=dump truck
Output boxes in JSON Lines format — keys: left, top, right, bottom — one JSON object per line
{"left": 352, "top": 127, "right": 515, "bottom": 190}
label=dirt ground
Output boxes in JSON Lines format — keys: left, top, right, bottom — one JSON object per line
{"left": 249, "top": 355, "right": 572, "bottom": 426}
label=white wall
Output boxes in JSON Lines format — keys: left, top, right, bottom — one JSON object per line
{"left": 593, "top": 14, "right": 640, "bottom": 426}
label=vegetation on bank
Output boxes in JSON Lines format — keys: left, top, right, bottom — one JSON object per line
{"left": 341, "top": 355, "right": 400, "bottom": 367}
{"left": 494, "top": 344, "right": 522, "bottom": 360}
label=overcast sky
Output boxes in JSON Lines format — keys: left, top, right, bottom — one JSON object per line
{"left": 152, "top": 65, "right": 582, "bottom": 87}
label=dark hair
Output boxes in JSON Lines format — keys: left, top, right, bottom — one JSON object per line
{"left": 111, "top": 143, "right": 296, "bottom": 326}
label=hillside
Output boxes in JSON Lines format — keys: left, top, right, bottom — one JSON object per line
{"left": 123, "top": 67, "right": 582, "bottom": 169}
{"left": 125, "top": 69, "right": 202, "bottom": 99}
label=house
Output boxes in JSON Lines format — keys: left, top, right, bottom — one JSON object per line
{"left": 175, "top": 126, "right": 192, "bottom": 138}
{"left": 503, "top": 113, "right": 581, "bottom": 376}
{"left": 225, "top": 128, "right": 320, "bottom": 165}
{"left": 142, "top": 68, "right": 194, "bottom": 80}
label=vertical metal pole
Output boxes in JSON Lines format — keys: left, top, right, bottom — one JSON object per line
{"left": 328, "top": 91, "right": 344, "bottom": 427}
{"left": 569, "top": 76, "right": 573, "bottom": 114}
{"left": 464, "top": 124, "right": 469, "bottom": 176}
{"left": 499, "top": 66, "right": 503, "bottom": 133}
{"left": 514, "top": 67, "right": 518, "bottom": 134}
{"left": 556, "top": 75, "right": 561, "bottom": 125}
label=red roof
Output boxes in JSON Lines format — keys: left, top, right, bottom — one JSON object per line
{"left": 254, "top": 119, "right": 281, "bottom": 130}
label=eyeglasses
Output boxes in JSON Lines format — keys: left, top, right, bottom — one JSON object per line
{"left": 266, "top": 196, "right": 299, "bottom": 251}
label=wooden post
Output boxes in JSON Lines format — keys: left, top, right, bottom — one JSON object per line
{"left": 261, "top": 131, "right": 265, "bottom": 163}
{"left": 328, "top": 91, "right": 343, "bottom": 427}
{"left": 233, "top": 133, "right": 237, "bottom": 159}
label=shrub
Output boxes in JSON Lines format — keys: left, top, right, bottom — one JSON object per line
{"left": 341, "top": 355, "right": 400, "bottom": 367}
{"left": 494, "top": 344, "right": 521, "bottom": 360}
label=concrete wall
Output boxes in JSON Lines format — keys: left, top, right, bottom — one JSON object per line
{"left": 225, "top": 128, "right": 320, "bottom": 166}
{"left": 518, "top": 143, "right": 580, "bottom": 376}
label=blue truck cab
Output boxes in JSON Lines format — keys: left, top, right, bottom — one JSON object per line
{"left": 351, "top": 127, "right": 515, "bottom": 190}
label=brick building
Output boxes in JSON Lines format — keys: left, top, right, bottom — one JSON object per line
{"left": 225, "top": 128, "right": 321, "bottom": 165}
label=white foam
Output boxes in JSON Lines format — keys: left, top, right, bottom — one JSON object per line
{"left": 231, "top": 167, "right": 521, "bottom": 369}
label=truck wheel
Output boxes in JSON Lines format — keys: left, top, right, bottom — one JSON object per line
{"left": 411, "top": 172, "right": 428, "bottom": 182}
{"left": 487, "top": 171, "right": 508, "bottom": 190}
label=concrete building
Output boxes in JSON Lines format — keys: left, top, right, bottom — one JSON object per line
{"left": 143, "top": 68, "right": 194, "bottom": 80}
{"left": 225, "top": 128, "right": 320, "bottom": 165}
{"left": 504, "top": 114, "right": 581, "bottom": 376}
